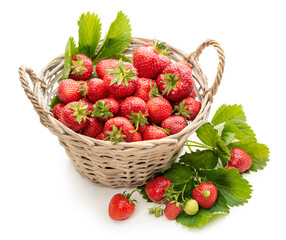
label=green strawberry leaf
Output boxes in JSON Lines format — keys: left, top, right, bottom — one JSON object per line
{"left": 196, "top": 123, "right": 218, "bottom": 147}
{"left": 198, "top": 168, "right": 252, "bottom": 207}
{"left": 228, "top": 140, "right": 270, "bottom": 172}
{"left": 212, "top": 104, "right": 246, "bottom": 125}
{"left": 162, "top": 163, "right": 194, "bottom": 200}
{"left": 195, "top": 123, "right": 230, "bottom": 166}
{"left": 78, "top": 12, "right": 102, "bottom": 60}
{"left": 49, "top": 94, "right": 62, "bottom": 109}
{"left": 179, "top": 150, "right": 218, "bottom": 169}
{"left": 212, "top": 104, "right": 256, "bottom": 144}
{"left": 62, "top": 37, "right": 78, "bottom": 80}
{"left": 108, "top": 54, "right": 132, "bottom": 63}
{"left": 176, "top": 192, "right": 230, "bottom": 228}
{"left": 94, "top": 11, "right": 131, "bottom": 61}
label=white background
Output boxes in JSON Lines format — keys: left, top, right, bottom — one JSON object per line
{"left": 1, "top": 0, "right": 285, "bottom": 239}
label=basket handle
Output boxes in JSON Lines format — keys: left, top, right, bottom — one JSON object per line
{"left": 188, "top": 39, "right": 225, "bottom": 100}
{"left": 18, "top": 66, "right": 51, "bottom": 125}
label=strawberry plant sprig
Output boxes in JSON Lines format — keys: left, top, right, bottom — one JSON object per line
{"left": 137, "top": 104, "right": 269, "bottom": 228}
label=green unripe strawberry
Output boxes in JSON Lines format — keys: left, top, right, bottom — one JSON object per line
{"left": 184, "top": 199, "right": 199, "bottom": 216}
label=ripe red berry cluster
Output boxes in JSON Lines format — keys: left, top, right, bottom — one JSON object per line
{"left": 108, "top": 176, "right": 218, "bottom": 221}
{"left": 52, "top": 42, "right": 201, "bottom": 143}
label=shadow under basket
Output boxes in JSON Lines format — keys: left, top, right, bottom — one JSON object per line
{"left": 18, "top": 37, "right": 225, "bottom": 188}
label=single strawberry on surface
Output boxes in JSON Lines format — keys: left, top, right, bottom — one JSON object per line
{"left": 161, "top": 115, "right": 187, "bottom": 135}
{"left": 81, "top": 78, "right": 108, "bottom": 103}
{"left": 69, "top": 54, "right": 93, "bottom": 80}
{"left": 96, "top": 59, "right": 119, "bottom": 79}
{"left": 108, "top": 191, "right": 136, "bottom": 220}
{"left": 103, "top": 117, "right": 135, "bottom": 143}
{"left": 156, "top": 62, "right": 194, "bottom": 102}
{"left": 57, "top": 79, "right": 83, "bottom": 104}
{"left": 103, "top": 59, "right": 138, "bottom": 98}
{"left": 229, "top": 148, "right": 252, "bottom": 173}
{"left": 146, "top": 97, "right": 172, "bottom": 124}
{"left": 92, "top": 98, "right": 120, "bottom": 122}
{"left": 192, "top": 182, "right": 217, "bottom": 209}
{"left": 164, "top": 202, "right": 182, "bottom": 220}
{"left": 145, "top": 176, "right": 172, "bottom": 202}
{"left": 120, "top": 96, "right": 149, "bottom": 132}
{"left": 61, "top": 99, "right": 90, "bottom": 132}
{"left": 133, "top": 41, "right": 171, "bottom": 79}
{"left": 52, "top": 103, "right": 65, "bottom": 120}
{"left": 174, "top": 97, "right": 201, "bottom": 120}
{"left": 143, "top": 125, "right": 169, "bottom": 140}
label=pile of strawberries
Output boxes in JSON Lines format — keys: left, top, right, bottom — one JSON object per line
{"left": 52, "top": 41, "right": 201, "bottom": 143}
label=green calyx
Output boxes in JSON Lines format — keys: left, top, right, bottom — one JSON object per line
{"left": 70, "top": 99, "right": 90, "bottom": 124}
{"left": 153, "top": 40, "right": 170, "bottom": 56}
{"left": 92, "top": 100, "right": 113, "bottom": 119}
{"left": 149, "top": 82, "right": 162, "bottom": 99}
{"left": 161, "top": 73, "right": 181, "bottom": 95}
{"left": 122, "top": 189, "right": 139, "bottom": 205}
{"left": 107, "top": 59, "right": 137, "bottom": 86}
{"left": 104, "top": 125, "right": 126, "bottom": 144}
{"left": 70, "top": 55, "right": 87, "bottom": 75}
{"left": 128, "top": 111, "right": 149, "bottom": 132}
{"left": 203, "top": 189, "right": 211, "bottom": 198}
{"left": 174, "top": 99, "right": 193, "bottom": 120}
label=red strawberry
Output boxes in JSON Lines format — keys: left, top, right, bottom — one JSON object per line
{"left": 229, "top": 148, "right": 252, "bottom": 173}
{"left": 145, "top": 176, "right": 172, "bottom": 202}
{"left": 108, "top": 192, "right": 136, "bottom": 220}
{"left": 121, "top": 96, "right": 149, "bottom": 131}
{"left": 57, "top": 79, "right": 83, "bottom": 104}
{"left": 95, "top": 132, "right": 104, "bottom": 140}
{"left": 61, "top": 99, "right": 90, "bottom": 132}
{"left": 133, "top": 78, "right": 156, "bottom": 102}
{"left": 103, "top": 59, "right": 138, "bottom": 98}
{"left": 189, "top": 89, "right": 196, "bottom": 99}
{"left": 81, "top": 78, "right": 108, "bottom": 103}
{"left": 177, "top": 60, "right": 192, "bottom": 71}
{"left": 161, "top": 115, "right": 187, "bottom": 135}
{"left": 133, "top": 41, "right": 171, "bottom": 79}
{"left": 157, "top": 62, "right": 194, "bottom": 102}
{"left": 192, "top": 182, "right": 217, "bottom": 209}
{"left": 69, "top": 54, "right": 93, "bottom": 80}
{"left": 146, "top": 97, "right": 172, "bottom": 124}
{"left": 143, "top": 125, "right": 168, "bottom": 140}
{"left": 138, "top": 123, "right": 150, "bottom": 136}
{"left": 130, "top": 132, "right": 143, "bottom": 142}
{"left": 92, "top": 98, "right": 120, "bottom": 122}
{"left": 174, "top": 97, "right": 201, "bottom": 120}
{"left": 96, "top": 59, "right": 119, "bottom": 79}
{"left": 81, "top": 98, "right": 94, "bottom": 116}
{"left": 164, "top": 202, "right": 182, "bottom": 220}
{"left": 52, "top": 103, "right": 65, "bottom": 119}
{"left": 81, "top": 117, "right": 104, "bottom": 138}
{"left": 103, "top": 117, "right": 135, "bottom": 143}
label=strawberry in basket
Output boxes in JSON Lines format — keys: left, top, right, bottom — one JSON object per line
{"left": 156, "top": 62, "right": 195, "bottom": 102}
{"left": 69, "top": 54, "right": 93, "bottom": 80}
{"left": 133, "top": 41, "right": 171, "bottom": 79}
{"left": 103, "top": 59, "right": 138, "bottom": 98}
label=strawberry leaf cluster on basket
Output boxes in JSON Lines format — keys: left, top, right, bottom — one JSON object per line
{"left": 108, "top": 104, "right": 269, "bottom": 228}
{"left": 50, "top": 11, "right": 200, "bottom": 143}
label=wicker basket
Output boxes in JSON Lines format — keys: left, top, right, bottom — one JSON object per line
{"left": 18, "top": 37, "right": 225, "bottom": 188}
